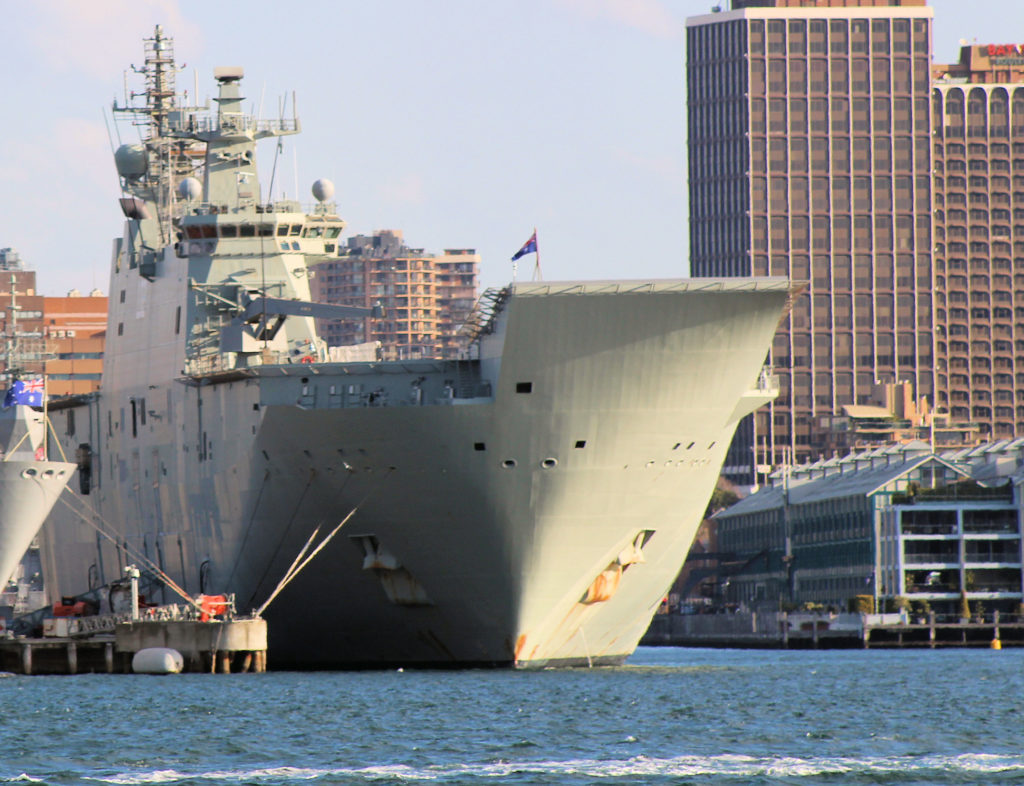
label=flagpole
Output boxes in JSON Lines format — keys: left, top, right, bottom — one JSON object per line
{"left": 532, "top": 227, "right": 542, "bottom": 281}
{"left": 42, "top": 376, "right": 47, "bottom": 461}
{"left": 512, "top": 230, "right": 537, "bottom": 284}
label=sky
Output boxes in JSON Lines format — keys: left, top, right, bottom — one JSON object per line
{"left": 0, "top": 0, "right": 1015, "bottom": 296}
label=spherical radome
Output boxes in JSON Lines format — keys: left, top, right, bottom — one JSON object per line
{"left": 114, "top": 144, "right": 147, "bottom": 179}
{"left": 178, "top": 177, "right": 202, "bottom": 201}
{"left": 312, "top": 178, "right": 335, "bottom": 202}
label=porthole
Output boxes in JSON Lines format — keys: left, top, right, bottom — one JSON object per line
{"left": 502, "top": 459, "right": 517, "bottom": 469}
{"left": 540, "top": 457, "right": 558, "bottom": 469}
{"left": 21, "top": 468, "right": 37, "bottom": 478}
{"left": 43, "top": 469, "right": 55, "bottom": 478}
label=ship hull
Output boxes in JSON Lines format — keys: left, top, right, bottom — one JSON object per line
{"left": 0, "top": 460, "right": 74, "bottom": 588}
{"left": 40, "top": 281, "right": 788, "bottom": 667}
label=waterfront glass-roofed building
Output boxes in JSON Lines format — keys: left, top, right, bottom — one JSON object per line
{"left": 715, "top": 441, "right": 1024, "bottom": 616}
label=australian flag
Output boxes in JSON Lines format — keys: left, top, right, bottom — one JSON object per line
{"left": 3, "top": 378, "right": 44, "bottom": 408}
{"left": 511, "top": 231, "right": 538, "bottom": 261}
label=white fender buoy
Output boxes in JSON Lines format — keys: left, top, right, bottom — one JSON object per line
{"left": 132, "top": 647, "right": 184, "bottom": 674}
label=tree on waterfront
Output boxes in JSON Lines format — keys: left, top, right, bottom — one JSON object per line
{"left": 705, "top": 478, "right": 740, "bottom": 519}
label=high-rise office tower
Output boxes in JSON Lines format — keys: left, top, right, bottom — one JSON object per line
{"left": 687, "top": 0, "right": 935, "bottom": 476}
{"left": 932, "top": 45, "right": 1024, "bottom": 441}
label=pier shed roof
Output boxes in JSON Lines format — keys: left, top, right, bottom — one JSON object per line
{"left": 717, "top": 452, "right": 974, "bottom": 518}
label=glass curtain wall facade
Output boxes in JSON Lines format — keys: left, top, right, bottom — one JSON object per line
{"left": 688, "top": 3, "right": 935, "bottom": 477}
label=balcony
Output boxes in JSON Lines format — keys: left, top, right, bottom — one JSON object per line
{"left": 904, "top": 585, "right": 960, "bottom": 596}
{"left": 903, "top": 550, "right": 958, "bottom": 565}
{"left": 900, "top": 519, "right": 955, "bottom": 537}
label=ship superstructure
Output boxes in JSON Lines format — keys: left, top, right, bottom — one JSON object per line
{"left": 39, "top": 28, "right": 793, "bottom": 667}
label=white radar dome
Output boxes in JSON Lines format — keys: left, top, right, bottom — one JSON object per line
{"left": 312, "top": 178, "right": 335, "bottom": 203}
{"left": 114, "top": 144, "right": 147, "bottom": 179}
{"left": 178, "top": 177, "right": 202, "bottom": 202}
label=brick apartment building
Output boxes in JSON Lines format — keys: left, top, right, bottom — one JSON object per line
{"left": 311, "top": 230, "right": 479, "bottom": 361}
{"left": 0, "top": 248, "right": 107, "bottom": 397}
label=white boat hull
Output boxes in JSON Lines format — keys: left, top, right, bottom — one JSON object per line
{"left": 0, "top": 460, "right": 74, "bottom": 588}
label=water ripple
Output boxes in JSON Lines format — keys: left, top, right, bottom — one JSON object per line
{"left": 76, "top": 754, "right": 1024, "bottom": 785}
{"left": 2, "top": 648, "right": 1023, "bottom": 785}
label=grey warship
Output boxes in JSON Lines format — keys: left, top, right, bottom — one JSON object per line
{"left": 40, "top": 27, "right": 792, "bottom": 667}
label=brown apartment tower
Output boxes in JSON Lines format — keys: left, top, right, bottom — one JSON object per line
{"left": 687, "top": 0, "right": 935, "bottom": 478}
{"left": 932, "top": 46, "right": 1024, "bottom": 441}
{"left": 311, "top": 230, "right": 479, "bottom": 361}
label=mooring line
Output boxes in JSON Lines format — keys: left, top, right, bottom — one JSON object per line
{"left": 256, "top": 467, "right": 394, "bottom": 616}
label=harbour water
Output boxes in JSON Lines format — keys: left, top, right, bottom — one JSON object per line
{"left": 1, "top": 646, "right": 1022, "bottom": 785}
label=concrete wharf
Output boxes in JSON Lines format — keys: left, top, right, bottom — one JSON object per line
{"left": 0, "top": 635, "right": 117, "bottom": 675}
{"left": 643, "top": 610, "right": 1024, "bottom": 650}
{"left": 0, "top": 617, "right": 267, "bottom": 675}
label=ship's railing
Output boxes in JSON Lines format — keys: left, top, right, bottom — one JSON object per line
{"left": 435, "top": 382, "right": 493, "bottom": 403}
{"left": 48, "top": 600, "right": 241, "bottom": 639}
{"left": 755, "top": 367, "right": 780, "bottom": 393}
{"left": 174, "top": 115, "right": 298, "bottom": 136}
{"left": 460, "top": 286, "right": 511, "bottom": 345}
{"left": 184, "top": 200, "right": 337, "bottom": 218}
{"left": 185, "top": 350, "right": 318, "bottom": 375}
{"left": 183, "top": 352, "right": 495, "bottom": 405}
{"left": 185, "top": 353, "right": 249, "bottom": 376}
